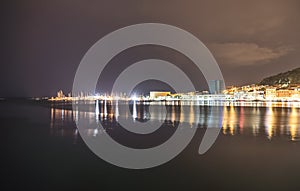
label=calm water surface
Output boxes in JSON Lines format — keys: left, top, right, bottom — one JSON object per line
{"left": 1, "top": 99, "right": 300, "bottom": 190}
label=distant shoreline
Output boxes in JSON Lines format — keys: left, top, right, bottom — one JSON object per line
{"left": 1, "top": 98, "right": 299, "bottom": 108}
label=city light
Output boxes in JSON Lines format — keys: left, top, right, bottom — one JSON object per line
{"left": 48, "top": 83, "right": 300, "bottom": 107}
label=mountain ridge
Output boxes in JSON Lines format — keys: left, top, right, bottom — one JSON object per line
{"left": 259, "top": 67, "right": 300, "bottom": 85}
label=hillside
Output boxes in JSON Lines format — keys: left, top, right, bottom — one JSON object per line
{"left": 259, "top": 67, "right": 300, "bottom": 85}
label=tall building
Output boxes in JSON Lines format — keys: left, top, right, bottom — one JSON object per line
{"left": 208, "top": 80, "right": 225, "bottom": 94}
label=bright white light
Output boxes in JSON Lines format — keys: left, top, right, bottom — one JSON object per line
{"left": 94, "top": 93, "right": 100, "bottom": 100}
{"left": 131, "top": 94, "right": 138, "bottom": 101}
{"left": 93, "top": 129, "right": 98, "bottom": 137}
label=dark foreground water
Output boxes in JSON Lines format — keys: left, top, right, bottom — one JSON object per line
{"left": 1, "top": 99, "right": 300, "bottom": 191}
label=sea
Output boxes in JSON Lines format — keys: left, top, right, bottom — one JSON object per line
{"left": 1, "top": 99, "right": 300, "bottom": 190}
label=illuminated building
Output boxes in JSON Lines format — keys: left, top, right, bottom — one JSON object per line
{"left": 265, "top": 88, "right": 277, "bottom": 100}
{"left": 276, "top": 89, "right": 293, "bottom": 98}
{"left": 149, "top": 91, "right": 171, "bottom": 99}
{"left": 57, "top": 90, "right": 65, "bottom": 98}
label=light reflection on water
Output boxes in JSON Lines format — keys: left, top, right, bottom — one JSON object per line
{"left": 50, "top": 101, "right": 300, "bottom": 143}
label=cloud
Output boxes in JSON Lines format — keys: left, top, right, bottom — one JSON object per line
{"left": 208, "top": 43, "right": 293, "bottom": 66}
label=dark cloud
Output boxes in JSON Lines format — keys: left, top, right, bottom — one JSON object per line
{"left": 208, "top": 43, "right": 293, "bottom": 65}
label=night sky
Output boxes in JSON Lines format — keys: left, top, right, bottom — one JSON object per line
{"left": 1, "top": 0, "right": 300, "bottom": 97}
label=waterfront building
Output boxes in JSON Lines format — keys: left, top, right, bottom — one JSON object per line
{"left": 149, "top": 91, "right": 171, "bottom": 99}
{"left": 265, "top": 88, "right": 277, "bottom": 100}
